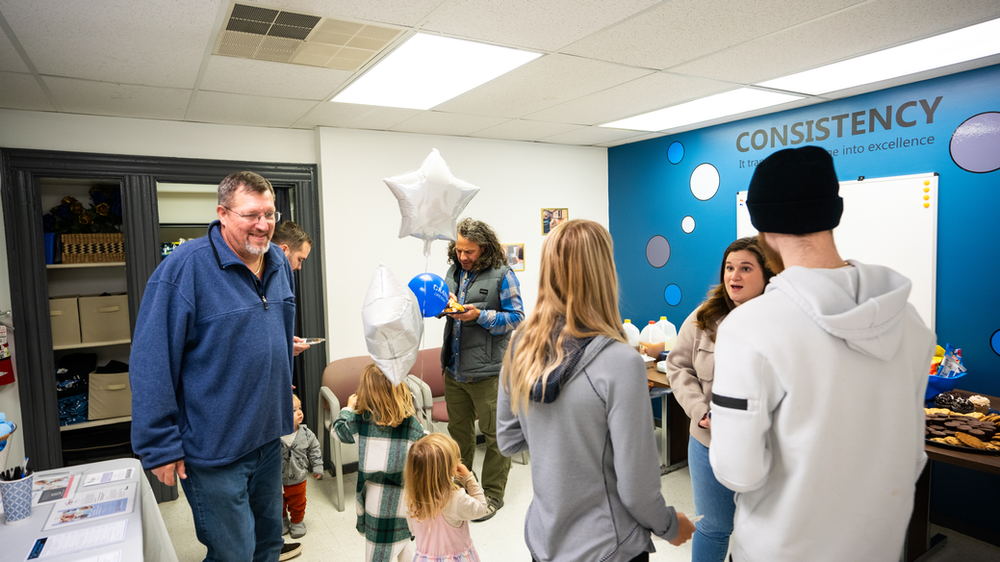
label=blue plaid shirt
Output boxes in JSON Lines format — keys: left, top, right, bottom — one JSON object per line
{"left": 447, "top": 268, "right": 524, "bottom": 382}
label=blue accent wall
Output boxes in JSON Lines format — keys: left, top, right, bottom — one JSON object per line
{"left": 609, "top": 64, "right": 1000, "bottom": 540}
{"left": 610, "top": 63, "right": 1000, "bottom": 396}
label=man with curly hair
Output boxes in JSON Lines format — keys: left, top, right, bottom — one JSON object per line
{"left": 441, "top": 217, "right": 524, "bottom": 522}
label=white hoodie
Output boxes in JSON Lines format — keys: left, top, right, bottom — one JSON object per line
{"left": 710, "top": 261, "right": 935, "bottom": 562}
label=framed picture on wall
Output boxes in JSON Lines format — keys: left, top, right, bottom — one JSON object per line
{"left": 504, "top": 243, "right": 525, "bottom": 272}
{"left": 541, "top": 208, "right": 568, "bottom": 235}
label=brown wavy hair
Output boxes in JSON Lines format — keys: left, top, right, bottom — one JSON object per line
{"left": 695, "top": 236, "right": 774, "bottom": 341}
{"left": 353, "top": 363, "right": 416, "bottom": 427}
{"left": 446, "top": 218, "right": 508, "bottom": 271}
{"left": 404, "top": 433, "right": 461, "bottom": 521}
{"left": 502, "top": 220, "right": 625, "bottom": 415}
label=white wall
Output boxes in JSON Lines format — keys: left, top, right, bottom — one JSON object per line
{"left": 318, "top": 128, "right": 609, "bottom": 362}
{"left": 0, "top": 193, "right": 25, "bottom": 468}
{"left": 0, "top": 109, "right": 316, "bottom": 162}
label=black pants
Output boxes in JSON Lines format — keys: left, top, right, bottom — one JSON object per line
{"left": 533, "top": 554, "right": 648, "bottom": 562}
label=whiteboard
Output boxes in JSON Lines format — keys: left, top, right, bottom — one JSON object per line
{"left": 737, "top": 172, "right": 938, "bottom": 330}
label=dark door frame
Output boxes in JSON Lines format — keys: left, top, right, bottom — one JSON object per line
{"left": 1, "top": 148, "right": 326, "bottom": 470}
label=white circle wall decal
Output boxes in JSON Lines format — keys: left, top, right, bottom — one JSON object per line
{"left": 681, "top": 216, "right": 695, "bottom": 233}
{"left": 690, "top": 163, "right": 720, "bottom": 201}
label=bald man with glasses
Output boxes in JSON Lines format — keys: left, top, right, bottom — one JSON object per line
{"left": 130, "top": 171, "right": 303, "bottom": 561}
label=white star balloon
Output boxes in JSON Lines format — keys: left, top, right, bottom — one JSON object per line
{"left": 362, "top": 263, "right": 423, "bottom": 386}
{"left": 384, "top": 149, "right": 480, "bottom": 256}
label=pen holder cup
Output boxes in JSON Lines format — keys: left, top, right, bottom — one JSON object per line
{"left": 925, "top": 372, "right": 967, "bottom": 400}
{"left": 0, "top": 472, "right": 32, "bottom": 525}
{"left": 0, "top": 422, "right": 15, "bottom": 472}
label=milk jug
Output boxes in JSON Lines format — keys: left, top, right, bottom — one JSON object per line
{"left": 656, "top": 316, "right": 678, "bottom": 351}
{"left": 622, "top": 319, "right": 641, "bottom": 350}
{"left": 639, "top": 321, "right": 665, "bottom": 357}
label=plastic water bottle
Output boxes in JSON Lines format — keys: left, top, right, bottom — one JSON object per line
{"left": 656, "top": 316, "right": 678, "bottom": 352}
{"left": 622, "top": 319, "right": 641, "bottom": 350}
{"left": 639, "top": 321, "right": 665, "bottom": 346}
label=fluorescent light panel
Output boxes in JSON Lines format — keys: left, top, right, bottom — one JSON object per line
{"left": 601, "top": 88, "right": 802, "bottom": 132}
{"left": 332, "top": 33, "right": 541, "bottom": 110}
{"left": 760, "top": 18, "right": 1000, "bottom": 95}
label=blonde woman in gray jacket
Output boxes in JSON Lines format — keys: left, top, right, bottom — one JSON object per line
{"left": 665, "top": 237, "right": 772, "bottom": 562}
{"left": 497, "top": 220, "right": 694, "bottom": 562}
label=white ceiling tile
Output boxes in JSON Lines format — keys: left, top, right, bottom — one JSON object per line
{"left": 419, "top": 0, "right": 659, "bottom": 51}
{"left": 0, "top": 0, "right": 218, "bottom": 88}
{"left": 294, "top": 101, "right": 421, "bottom": 129}
{"left": 597, "top": 131, "right": 667, "bottom": 147}
{"left": 0, "top": 28, "right": 30, "bottom": 73}
{"left": 562, "top": 0, "right": 865, "bottom": 70}
{"left": 389, "top": 111, "right": 508, "bottom": 136}
{"left": 527, "top": 72, "right": 734, "bottom": 126}
{"left": 187, "top": 91, "right": 319, "bottom": 127}
{"left": 669, "top": 0, "right": 1000, "bottom": 84}
{"left": 44, "top": 77, "right": 190, "bottom": 119}
{"left": 539, "top": 126, "right": 645, "bottom": 146}
{"left": 201, "top": 55, "right": 353, "bottom": 100}
{"left": 469, "top": 119, "right": 582, "bottom": 142}
{"left": 0, "top": 72, "right": 56, "bottom": 111}
{"left": 260, "top": 0, "right": 442, "bottom": 26}
{"left": 435, "top": 54, "right": 653, "bottom": 118}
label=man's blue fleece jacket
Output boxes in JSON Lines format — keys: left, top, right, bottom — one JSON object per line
{"left": 130, "top": 220, "right": 296, "bottom": 469}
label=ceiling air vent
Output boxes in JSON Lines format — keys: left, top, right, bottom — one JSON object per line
{"left": 215, "top": 3, "right": 405, "bottom": 70}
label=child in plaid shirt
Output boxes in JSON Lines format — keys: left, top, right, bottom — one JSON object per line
{"left": 335, "top": 363, "right": 427, "bottom": 562}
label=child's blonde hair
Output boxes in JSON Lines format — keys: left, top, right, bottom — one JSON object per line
{"left": 404, "top": 433, "right": 461, "bottom": 521}
{"left": 354, "top": 363, "right": 416, "bottom": 427}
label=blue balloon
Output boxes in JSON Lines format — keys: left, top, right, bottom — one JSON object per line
{"left": 408, "top": 272, "right": 450, "bottom": 317}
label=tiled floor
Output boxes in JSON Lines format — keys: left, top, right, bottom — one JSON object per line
{"left": 160, "top": 439, "right": 1000, "bottom": 562}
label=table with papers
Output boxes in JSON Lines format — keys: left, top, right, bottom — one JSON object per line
{"left": 0, "top": 457, "right": 177, "bottom": 562}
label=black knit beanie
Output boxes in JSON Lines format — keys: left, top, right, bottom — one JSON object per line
{"left": 746, "top": 146, "right": 843, "bottom": 234}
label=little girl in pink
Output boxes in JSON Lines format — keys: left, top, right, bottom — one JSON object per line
{"left": 404, "top": 433, "right": 489, "bottom": 562}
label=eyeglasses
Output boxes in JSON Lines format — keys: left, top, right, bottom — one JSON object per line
{"left": 224, "top": 206, "right": 281, "bottom": 224}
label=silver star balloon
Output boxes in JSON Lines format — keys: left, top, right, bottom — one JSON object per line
{"left": 384, "top": 149, "right": 480, "bottom": 256}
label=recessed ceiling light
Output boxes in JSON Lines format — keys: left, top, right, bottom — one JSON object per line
{"left": 759, "top": 18, "right": 1000, "bottom": 95}
{"left": 601, "top": 88, "right": 802, "bottom": 132}
{"left": 332, "top": 33, "right": 541, "bottom": 110}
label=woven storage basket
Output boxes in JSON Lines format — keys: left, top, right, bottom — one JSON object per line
{"left": 61, "top": 233, "right": 125, "bottom": 263}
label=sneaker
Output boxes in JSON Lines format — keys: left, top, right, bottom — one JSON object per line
{"left": 282, "top": 516, "right": 290, "bottom": 536}
{"left": 279, "top": 542, "right": 303, "bottom": 561}
{"left": 472, "top": 496, "right": 504, "bottom": 522}
{"left": 289, "top": 520, "right": 307, "bottom": 539}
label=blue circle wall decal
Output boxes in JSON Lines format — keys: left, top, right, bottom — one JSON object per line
{"left": 992, "top": 329, "right": 1000, "bottom": 357}
{"left": 667, "top": 142, "right": 684, "bottom": 164}
{"left": 664, "top": 284, "right": 682, "bottom": 306}
{"left": 646, "top": 235, "right": 671, "bottom": 268}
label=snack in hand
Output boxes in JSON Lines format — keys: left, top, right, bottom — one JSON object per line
{"left": 442, "top": 297, "right": 465, "bottom": 314}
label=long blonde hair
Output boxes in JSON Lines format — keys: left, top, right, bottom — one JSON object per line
{"left": 354, "top": 363, "right": 415, "bottom": 427}
{"left": 404, "top": 433, "right": 461, "bottom": 521}
{"left": 501, "top": 220, "right": 625, "bottom": 414}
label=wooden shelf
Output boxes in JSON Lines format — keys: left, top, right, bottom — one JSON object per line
{"left": 60, "top": 416, "right": 131, "bottom": 432}
{"left": 54, "top": 339, "right": 131, "bottom": 351}
{"left": 47, "top": 262, "right": 126, "bottom": 269}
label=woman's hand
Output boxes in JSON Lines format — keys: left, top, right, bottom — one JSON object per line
{"left": 347, "top": 394, "right": 358, "bottom": 410}
{"left": 698, "top": 413, "right": 711, "bottom": 429}
{"left": 669, "top": 512, "right": 696, "bottom": 546}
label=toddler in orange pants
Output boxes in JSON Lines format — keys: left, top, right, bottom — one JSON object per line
{"left": 281, "top": 394, "right": 323, "bottom": 538}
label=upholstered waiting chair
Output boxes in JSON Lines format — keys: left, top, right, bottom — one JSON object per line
{"left": 318, "top": 355, "right": 370, "bottom": 512}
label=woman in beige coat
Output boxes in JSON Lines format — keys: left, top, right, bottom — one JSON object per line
{"left": 665, "top": 236, "right": 773, "bottom": 562}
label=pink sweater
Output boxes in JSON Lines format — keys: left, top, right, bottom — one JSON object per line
{"left": 407, "top": 474, "right": 489, "bottom": 560}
